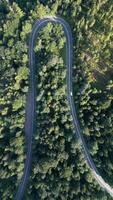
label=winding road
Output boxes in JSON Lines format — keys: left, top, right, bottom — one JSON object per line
{"left": 15, "top": 16, "right": 113, "bottom": 199}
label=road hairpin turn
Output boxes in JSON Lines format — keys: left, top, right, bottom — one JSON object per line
{"left": 15, "top": 16, "right": 113, "bottom": 200}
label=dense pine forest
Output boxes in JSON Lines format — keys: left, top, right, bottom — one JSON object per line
{"left": 0, "top": 0, "right": 113, "bottom": 199}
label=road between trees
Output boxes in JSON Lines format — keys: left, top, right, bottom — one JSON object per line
{"left": 15, "top": 16, "right": 113, "bottom": 199}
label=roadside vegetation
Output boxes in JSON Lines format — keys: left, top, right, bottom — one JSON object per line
{"left": 0, "top": 0, "right": 113, "bottom": 199}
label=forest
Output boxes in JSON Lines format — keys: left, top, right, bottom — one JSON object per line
{"left": 0, "top": 0, "right": 113, "bottom": 199}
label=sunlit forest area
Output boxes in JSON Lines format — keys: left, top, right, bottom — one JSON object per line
{"left": 0, "top": 0, "right": 113, "bottom": 199}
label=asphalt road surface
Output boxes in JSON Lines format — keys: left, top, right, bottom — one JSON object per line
{"left": 15, "top": 16, "right": 113, "bottom": 200}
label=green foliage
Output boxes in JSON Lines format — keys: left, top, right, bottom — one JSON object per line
{"left": 0, "top": 0, "right": 113, "bottom": 200}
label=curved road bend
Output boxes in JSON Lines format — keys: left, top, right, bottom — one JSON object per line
{"left": 15, "top": 16, "right": 113, "bottom": 199}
